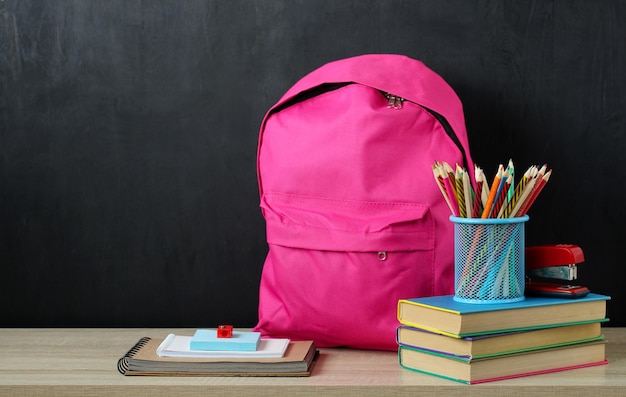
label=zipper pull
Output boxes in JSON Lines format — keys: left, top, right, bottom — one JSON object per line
{"left": 385, "top": 93, "right": 404, "bottom": 110}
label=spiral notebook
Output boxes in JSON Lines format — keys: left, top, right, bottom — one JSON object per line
{"left": 117, "top": 336, "right": 318, "bottom": 377}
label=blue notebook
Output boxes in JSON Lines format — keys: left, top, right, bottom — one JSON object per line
{"left": 190, "top": 329, "right": 261, "bottom": 351}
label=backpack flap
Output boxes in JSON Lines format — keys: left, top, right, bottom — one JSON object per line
{"left": 258, "top": 54, "right": 473, "bottom": 196}
{"left": 277, "top": 54, "right": 464, "bottom": 132}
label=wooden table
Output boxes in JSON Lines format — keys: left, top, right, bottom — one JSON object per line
{"left": 1, "top": 327, "right": 625, "bottom": 396}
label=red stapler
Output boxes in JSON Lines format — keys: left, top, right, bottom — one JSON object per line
{"left": 525, "top": 244, "right": 590, "bottom": 298}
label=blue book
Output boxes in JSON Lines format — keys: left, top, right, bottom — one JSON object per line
{"left": 397, "top": 293, "right": 610, "bottom": 338}
{"left": 190, "top": 329, "right": 261, "bottom": 351}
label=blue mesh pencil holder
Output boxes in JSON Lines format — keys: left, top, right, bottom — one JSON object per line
{"left": 450, "top": 215, "right": 529, "bottom": 304}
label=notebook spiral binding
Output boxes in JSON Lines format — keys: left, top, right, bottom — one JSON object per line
{"left": 117, "top": 336, "right": 151, "bottom": 374}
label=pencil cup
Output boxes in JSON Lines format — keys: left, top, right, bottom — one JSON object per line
{"left": 450, "top": 215, "right": 529, "bottom": 304}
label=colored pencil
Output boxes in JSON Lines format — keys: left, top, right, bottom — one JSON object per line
{"left": 477, "top": 167, "right": 490, "bottom": 207}
{"left": 508, "top": 167, "right": 539, "bottom": 217}
{"left": 455, "top": 165, "right": 466, "bottom": 217}
{"left": 443, "top": 162, "right": 456, "bottom": 184}
{"left": 506, "top": 159, "right": 515, "bottom": 202}
{"left": 432, "top": 164, "right": 455, "bottom": 216}
{"left": 462, "top": 166, "right": 474, "bottom": 218}
{"left": 490, "top": 171, "right": 511, "bottom": 218}
{"left": 472, "top": 166, "right": 484, "bottom": 218}
{"left": 481, "top": 165, "right": 503, "bottom": 218}
{"left": 519, "top": 168, "right": 552, "bottom": 216}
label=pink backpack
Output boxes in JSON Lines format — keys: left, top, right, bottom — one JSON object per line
{"left": 254, "top": 54, "right": 474, "bottom": 350}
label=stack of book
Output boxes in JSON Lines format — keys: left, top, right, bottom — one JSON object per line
{"left": 396, "top": 293, "right": 610, "bottom": 384}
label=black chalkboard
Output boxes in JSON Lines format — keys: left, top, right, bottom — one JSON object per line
{"left": 1, "top": 1, "right": 624, "bottom": 327}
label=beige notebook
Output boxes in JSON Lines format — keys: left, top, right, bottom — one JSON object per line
{"left": 117, "top": 337, "right": 318, "bottom": 377}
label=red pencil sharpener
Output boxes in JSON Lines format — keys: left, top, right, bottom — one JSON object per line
{"left": 217, "top": 325, "right": 233, "bottom": 338}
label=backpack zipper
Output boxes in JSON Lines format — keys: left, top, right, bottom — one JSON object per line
{"left": 384, "top": 93, "right": 405, "bottom": 109}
